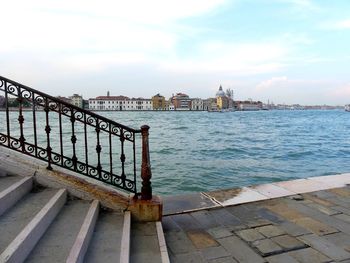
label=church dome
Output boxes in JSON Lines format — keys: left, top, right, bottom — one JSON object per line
{"left": 216, "top": 86, "right": 225, "bottom": 97}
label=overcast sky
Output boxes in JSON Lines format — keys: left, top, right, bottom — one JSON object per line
{"left": 1, "top": 0, "right": 350, "bottom": 105}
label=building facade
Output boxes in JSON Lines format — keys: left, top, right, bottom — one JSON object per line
{"left": 152, "top": 94, "right": 166, "bottom": 110}
{"left": 88, "top": 96, "right": 152, "bottom": 110}
{"left": 171, "top": 93, "right": 191, "bottom": 110}
{"left": 69, "top": 94, "right": 83, "bottom": 108}
{"left": 191, "top": 98, "right": 204, "bottom": 111}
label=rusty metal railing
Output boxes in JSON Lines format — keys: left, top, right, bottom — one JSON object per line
{"left": 0, "top": 76, "right": 152, "bottom": 200}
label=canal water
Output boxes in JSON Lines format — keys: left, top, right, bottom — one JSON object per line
{"left": 1, "top": 110, "right": 350, "bottom": 195}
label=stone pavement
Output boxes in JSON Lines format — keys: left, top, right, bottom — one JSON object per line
{"left": 163, "top": 185, "right": 350, "bottom": 263}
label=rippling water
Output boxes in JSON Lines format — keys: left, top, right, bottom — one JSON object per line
{"left": 2, "top": 110, "right": 350, "bottom": 195}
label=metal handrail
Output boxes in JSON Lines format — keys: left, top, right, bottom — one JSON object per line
{"left": 0, "top": 76, "right": 152, "bottom": 199}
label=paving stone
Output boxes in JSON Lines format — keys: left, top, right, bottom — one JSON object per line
{"left": 298, "top": 234, "right": 350, "bottom": 261}
{"left": 165, "top": 231, "right": 196, "bottom": 254}
{"left": 323, "top": 232, "right": 350, "bottom": 252}
{"left": 334, "top": 213, "right": 350, "bottom": 223}
{"left": 331, "top": 206, "right": 350, "bottom": 215}
{"left": 171, "top": 213, "right": 202, "bottom": 231}
{"left": 217, "top": 236, "right": 265, "bottom": 263}
{"left": 187, "top": 230, "right": 219, "bottom": 249}
{"left": 302, "top": 193, "right": 334, "bottom": 207}
{"left": 171, "top": 252, "right": 207, "bottom": 263}
{"left": 266, "top": 253, "right": 300, "bottom": 263}
{"left": 235, "top": 228, "right": 265, "bottom": 242}
{"left": 226, "top": 205, "right": 261, "bottom": 222}
{"left": 288, "top": 247, "right": 331, "bottom": 263}
{"left": 209, "top": 208, "right": 243, "bottom": 227}
{"left": 207, "top": 226, "right": 234, "bottom": 239}
{"left": 279, "top": 221, "right": 311, "bottom": 237}
{"left": 306, "top": 202, "right": 341, "bottom": 216}
{"left": 272, "top": 235, "right": 307, "bottom": 250}
{"left": 252, "top": 239, "right": 283, "bottom": 256}
{"left": 208, "top": 256, "right": 238, "bottom": 263}
{"left": 292, "top": 217, "right": 339, "bottom": 236}
{"left": 256, "top": 225, "right": 286, "bottom": 238}
{"left": 257, "top": 207, "right": 285, "bottom": 224}
{"left": 284, "top": 199, "right": 350, "bottom": 236}
{"left": 190, "top": 210, "right": 220, "bottom": 229}
{"left": 200, "top": 246, "right": 231, "bottom": 260}
{"left": 162, "top": 216, "right": 181, "bottom": 232}
{"left": 327, "top": 197, "right": 350, "bottom": 208}
{"left": 247, "top": 218, "right": 273, "bottom": 228}
{"left": 329, "top": 188, "right": 350, "bottom": 197}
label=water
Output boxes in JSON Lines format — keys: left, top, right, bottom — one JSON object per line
{"left": 2, "top": 110, "right": 350, "bottom": 195}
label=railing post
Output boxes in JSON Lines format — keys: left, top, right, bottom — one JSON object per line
{"left": 140, "top": 125, "right": 152, "bottom": 200}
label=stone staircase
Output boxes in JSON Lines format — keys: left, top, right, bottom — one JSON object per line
{"left": 0, "top": 172, "right": 169, "bottom": 263}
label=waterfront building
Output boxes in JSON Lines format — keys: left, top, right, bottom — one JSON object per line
{"left": 171, "top": 93, "right": 191, "bottom": 110}
{"left": 129, "top": 98, "right": 153, "bottom": 110}
{"left": 89, "top": 95, "right": 129, "bottom": 110}
{"left": 152, "top": 94, "right": 166, "bottom": 110}
{"left": 235, "top": 100, "right": 263, "bottom": 111}
{"left": 89, "top": 95, "right": 152, "bottom": 110}
{"left": 203, "top": 98, "right": 212, "bottom": 111}
{"left": 69, "top": 94, "right": 83, "bottom": 108}
{"left": 191, "top": 98, "right": 204, "bottom": 111}
{"left": 216, "top": 85, "right": 230, "bottom": 110}
{"left": 56, "top": 96, "right": 72, "bottom": 104}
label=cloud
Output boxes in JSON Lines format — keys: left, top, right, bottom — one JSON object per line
{"left": 256, "top": 76, "right": 288, "bottom": 91}
{"left": 159, "top": 41, "right": 288, "bottom": 74}
{"left": 323, "top": 19, "right": 350, "bottom": 30}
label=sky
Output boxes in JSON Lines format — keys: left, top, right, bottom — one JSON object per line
{"left": 1, "top": 0, "right": 350, "bottom": 105}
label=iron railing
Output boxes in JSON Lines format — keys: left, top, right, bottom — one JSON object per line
{"left": 0, "top": 76, "right": 152, "bottom": 199}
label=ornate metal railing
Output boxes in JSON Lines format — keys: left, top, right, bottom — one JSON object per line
{"left": 0, "top": 76, "right": 152, "bottom": 200}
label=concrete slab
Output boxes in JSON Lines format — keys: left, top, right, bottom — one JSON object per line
{"left": 163, "top": 193, "right": 218, "bottom": 215}
{"left": 249, "top": 183, "right": 296, "bottom": 198}
{"left": 273, "top": 179, "right": 332, "bottom": 194}
{"left": 207, "top": 187, "right": 269, "bottom": 206}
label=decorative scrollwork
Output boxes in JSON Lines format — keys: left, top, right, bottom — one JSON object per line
{"left": 6, "top": 83, "right": 18, "bottom": 96}
{"left": 23, "top": 143, "right": 34, "bottom": 154}
{"left": 52, "top": 153, "right": 61, "bottom": 164}
{"left": 111, "top": 125, "right": 121, "bottom": 136}
{"left": 61, "top": 104, "right": 72, "bottom": 116}
{"left": 101, "top": 171, "right": 111, "bottom": 182}
{"left": 88, "top": 166, "right": 99, "bottom": 178}
{"left": 63, "top": 158, "right": 74, "bottom": 169}
{"left": 34, "top": 93, "right": 45, "bottom": 107}
{"left": 74, "top": 110, "right": 84, "bottom": 121}
{"left": 86, "top": 116, "right": 97, "bottom": 127}
{"left": 10, "top": 139, "right": 21, "bottom": 150}
{"left": 0, "top": 79, "right": 5, "bottom": 90}
{"left": 37, "top": 148, "right": 48, "bottom": 160}
{"left": 99, "top": 120, "right": 109, "bottom": 131}
{"left": 0, "top": 134, "right": 7, "bottom": 144}
{"left": 48, "top": 100, "right": 59, "bottom": 111}
{"left": 21, "top": 89, "right": 33, "bottom": 100}
{"left": 123, "top": 130, "right": 134, "bottom": 142}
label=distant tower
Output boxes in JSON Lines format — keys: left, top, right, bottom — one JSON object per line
{"left": 107, "top": 91, "right": 110, "bottom": 97}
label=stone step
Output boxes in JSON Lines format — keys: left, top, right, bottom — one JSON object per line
{"left": 66, "top": 200, "right": 100, "bottom": 263}
{"left": 0, "top": 188, "right": 59, "bottom": 253}
{"left": 25, "top": 199, "right": 92, "bottom": 263}
{"left": 0, "top": 176, "right": 33, "bottom": 217}
{"left": 120, "top": 211, "right": 131, "bottom": 263}
{"left": 130, "top": 222, "right": 164, "bottom": 263}
{"left": 84, "top": 210, "right": 125, "bottom": 263}
{"left": 0, "top": 174, "right": 24, "bottom": 192}
{"left": 0, "top": 188, "right": 66, "bottom": 263}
